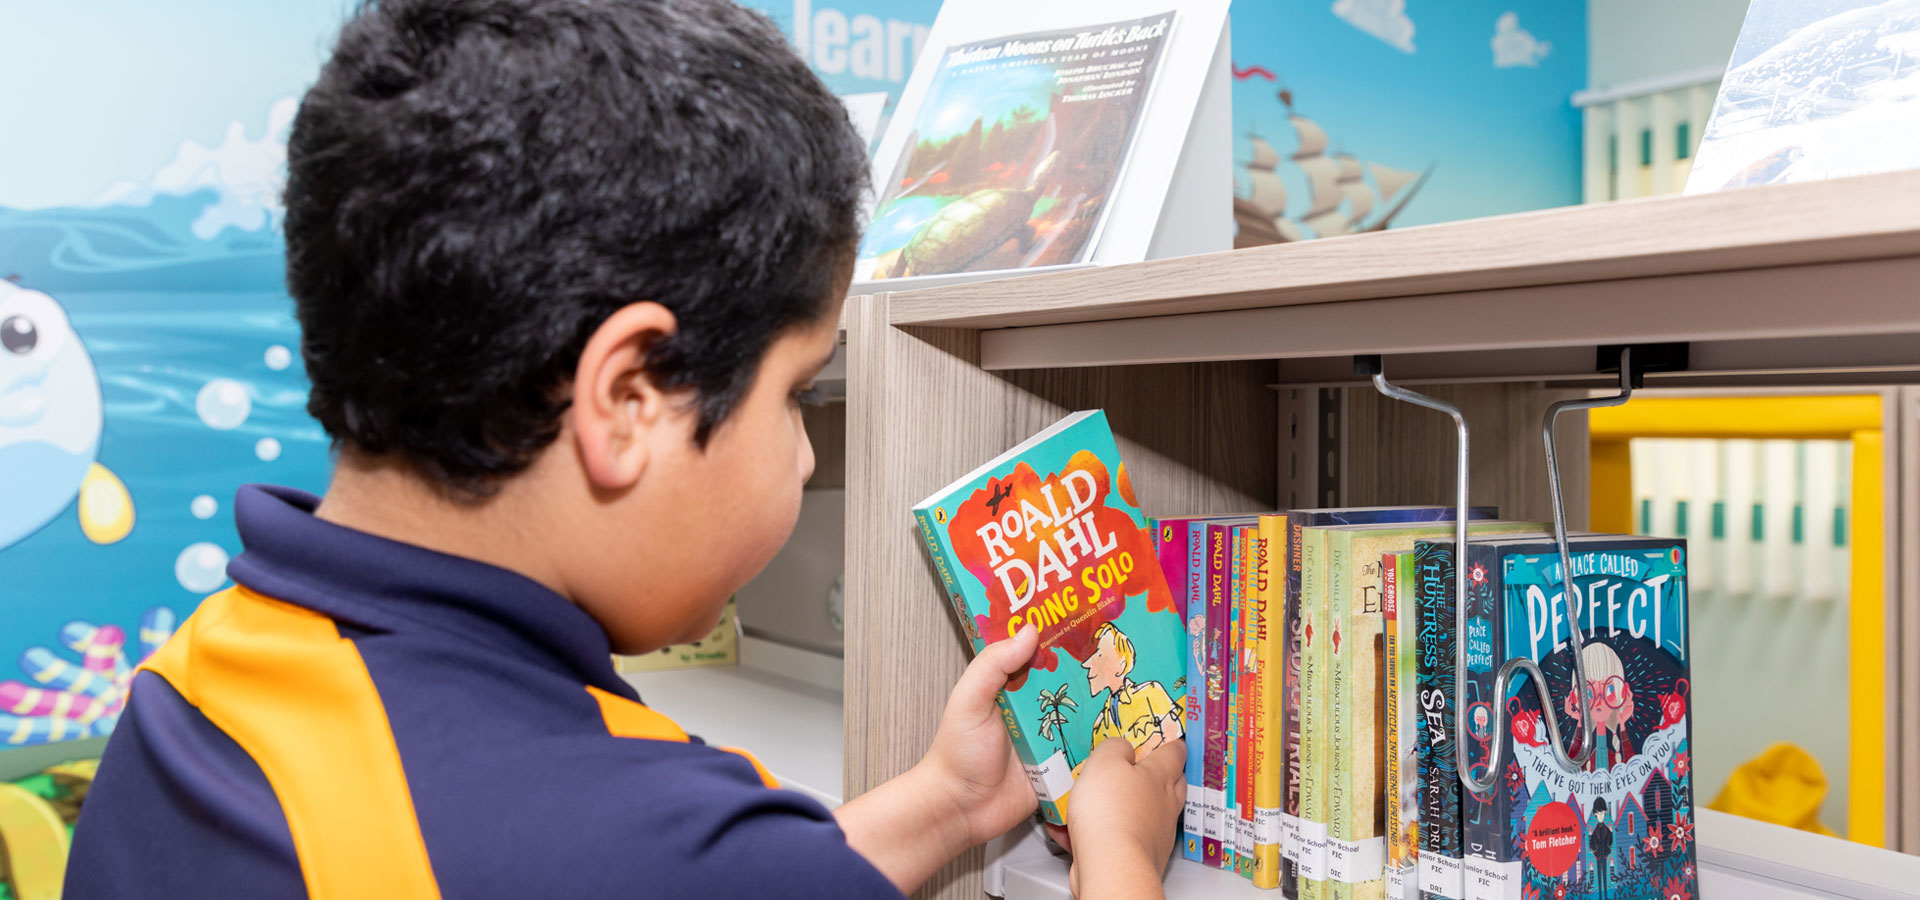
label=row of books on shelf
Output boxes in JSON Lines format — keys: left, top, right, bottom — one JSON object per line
{"left": 912, "top": 411, "right": 1697, "bottom": 900}
{"left": 1154, "top": 509, "right": 1696, "bottom": 900}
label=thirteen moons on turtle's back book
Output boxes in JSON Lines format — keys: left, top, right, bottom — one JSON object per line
{"left": 859, "top": 12, "right": 1175, "bottom": 281}
{"left": 913, "top": 410, "right": 1186, "bottom": 825}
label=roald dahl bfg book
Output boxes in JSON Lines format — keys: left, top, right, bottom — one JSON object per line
{"left": 914, "top": 410, "right": 1186, "bottom": 825}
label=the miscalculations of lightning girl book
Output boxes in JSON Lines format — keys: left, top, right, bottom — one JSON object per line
{"left": 914, "top": 409, "right": 1185, "bottom": 825}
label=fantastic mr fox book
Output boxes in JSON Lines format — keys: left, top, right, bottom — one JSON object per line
{"left": 914, "top": 410, "right": 1185, "bottom": 825}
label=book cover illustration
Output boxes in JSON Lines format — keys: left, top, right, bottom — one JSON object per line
{"left": 1480, "top": 539, "right": 1695, "bottom": 900}
{"left": 1281, "top": 507, "right": 1497, "bottom": 898}
{"left": 860, "top": 12, "right": 1175, "bottom": 280}
{"left": 913, "top": 410, "right": 1185, "bottom": 825}
{"left": 1687, "top": 0, "right": 1920, "bottom": 194}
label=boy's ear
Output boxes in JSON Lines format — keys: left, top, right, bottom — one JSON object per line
{"left": 570, "top": 302, "right": 680, "bottom": 490}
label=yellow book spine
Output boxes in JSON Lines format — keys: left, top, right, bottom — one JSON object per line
{"left": 1253, "top": 515, "right": 1286, "bottom": 888}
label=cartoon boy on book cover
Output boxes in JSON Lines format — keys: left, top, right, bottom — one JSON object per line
{"left": 1083, "top": 622, "right": 1184, "bottom": 755}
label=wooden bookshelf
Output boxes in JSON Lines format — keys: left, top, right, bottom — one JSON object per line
{"left": 841, "top": 172, "right": 1919, "bottom": 898}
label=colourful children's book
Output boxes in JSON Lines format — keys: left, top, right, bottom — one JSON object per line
{"left": 1154, "top": 517, "right": 1207, "bottom": 865}
{"left": 1383, "top": 551, "right": 1421, "bottom": 900}
{"left": 1470, "top": 537, "right": 1696, "bottom": 900}
{"left": 1253, "top": 514, "right": 1288, "bottom": 889}
{"left": 1236, "top": 523, "right": 1259, "bottom": 880}
{"left": 912, "top": 410, "right": 1186, "bottom": 826}
{"left": 1280, "top": 508, "right": 1496, "bottom": 899}
{"left": 1205, "top": 521, "right": 1235, "bottom": 866}
{"left": 1226, "top": 530, "right": 1245, "bottom": 874}
{"left": 1296, "top": 525, "right": 1331, "bottom": 900}
{"left": 1415, "top": 538, "right": 1466, "bottom": 900}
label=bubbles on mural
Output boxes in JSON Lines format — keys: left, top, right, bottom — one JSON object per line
{"left": 174, "top": 543, "right": 230, "bottom": 593}
{"left": 190, "top": 495, "right": 218, "bottom": 520}
{"left": 255, "top": 438, "right": 282, "bottom": 462}
{"left": 264, "top": 345, "right": 292, "bottom": 371}
{"left": 195, "top": 378, "right": 252, "bottom": 430}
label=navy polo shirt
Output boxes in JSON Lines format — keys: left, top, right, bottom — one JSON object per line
{"left": 66, "top": 484, "right": 902, "bottom": 899}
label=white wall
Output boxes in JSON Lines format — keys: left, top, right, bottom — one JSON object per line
{"left": 1588, "top": 0, "right": 1751, "bottom": 87}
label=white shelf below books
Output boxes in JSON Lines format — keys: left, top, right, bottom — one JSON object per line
{"left": 990, "top": 810, "right": 1920, "bottom": 900}
{"left": 620, "top": 636, "right": 845, "bottom": 807}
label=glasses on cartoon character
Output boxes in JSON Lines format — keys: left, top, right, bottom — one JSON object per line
{"left": 1583, "top": 675, "right": 1628, "bottom": 710}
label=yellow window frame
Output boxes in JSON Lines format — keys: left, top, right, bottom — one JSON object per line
{"left": 1589, "top": 394, "right": 1886, "bottom": 847}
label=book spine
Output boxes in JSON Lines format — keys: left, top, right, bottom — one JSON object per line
{"left": 1226, "top": 531, "right": 1244, "bottom": 874}
{"left": 1416, "top": 541, "right": 1464, "bottom": 900}
{"left": 1296, "top": 527, "right": 1329, "bottom": 900}
{"left": 1236, "top": 524, "right": 1258, "bottom": 880}
{"left": 1461, "top": 542, "right": 1512, "bottom": 900}
{"left": 913, "top": 508, "right": 1064, "bottom": 824}
{"left": 1382, "top": 552, "right": 1411, "bottom": 900}
{"left": 1253, "top": 515, "right": 1286, "bottom": 889}
{"left": 1330, "top": 533, "right": 1390, "bottom": 900}
{"left": 1279, "top": 519, "right": 1307, "bottom": 900}
{"left": 1204, "top": 524, "right": 1231, "bottom": 868}
{"left": 1326, "top": 530, "right": 1354, "bottom": 900}
{"left": 1390, "top": 548, "right": 1420, "bottom": 898}
{"left": 1180, "top": 521, "right": 1208, "bottom": 864}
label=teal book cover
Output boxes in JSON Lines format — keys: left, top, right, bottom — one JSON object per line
{"left": 913, "top": 410, "right": 1186, "bottom": 825}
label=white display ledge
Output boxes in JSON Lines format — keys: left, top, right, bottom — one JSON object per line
{"left": 987, "top": 810, "right": 1920, "bottom": 900}
{"left": 620, "top": 636, "right": 844, "bottom": 807}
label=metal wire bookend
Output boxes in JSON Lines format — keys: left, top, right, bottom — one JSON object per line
{"left": 1361, "top": 351, "right": 1633, "bottom": 795}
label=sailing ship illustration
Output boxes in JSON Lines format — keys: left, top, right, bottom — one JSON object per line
{"left": 1233, "top": 89, "right": 1433, "bottom": 247}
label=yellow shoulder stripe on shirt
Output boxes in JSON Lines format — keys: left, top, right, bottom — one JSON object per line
{"left": 585, "top": 686, "right": 780, "bottom": 789}
{"left": 140, "top": 587, "right": 442, "bottom": 900}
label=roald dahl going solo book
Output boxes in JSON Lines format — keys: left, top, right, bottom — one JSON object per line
{"left": 914, "top": 410, "right": 1186, "bottom": 825}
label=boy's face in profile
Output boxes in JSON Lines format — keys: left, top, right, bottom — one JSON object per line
{"left": 1082, "top": 630, "right": 1127, "bottom": 697}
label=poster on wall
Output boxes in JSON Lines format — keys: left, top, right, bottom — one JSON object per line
{"left": 1227, "top": 0, "right": 1586, "bottom": 246}
{"left": 858, "top": 13, "right": 1176, "bottom": 281}
{"left": 0, "top": 0, "right": 937, "bottom": 756}
{"left": 1687, "top": 0, "right": 1920, "bottom": 194}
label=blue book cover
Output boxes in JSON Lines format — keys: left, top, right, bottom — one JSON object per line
{"left": 913, "top": 410, "right": 1185, "bottom": 825}
{"left": 1479, "top": 537, "right": 1695, "bottom": 900}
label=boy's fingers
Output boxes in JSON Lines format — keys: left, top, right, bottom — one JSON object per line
{"left": 950, "top": 625, "right": 1038, "bottom": 712}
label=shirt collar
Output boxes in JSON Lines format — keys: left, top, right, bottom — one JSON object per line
{"left": 225, "top": 484, "right": 634, "bottom": 699}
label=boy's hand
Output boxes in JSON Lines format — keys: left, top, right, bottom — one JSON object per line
{"left": 1060, "top": 736, "right": 1186, "bottom": 900}
{"left": 916, "top": 624, "right": 1042, "bottom": 846}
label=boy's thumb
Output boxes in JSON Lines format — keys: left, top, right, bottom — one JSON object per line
{"left": 951, "top": 625, "right": 1038, "bottom": 711}
{"left": 1087, "top": 735, "right": 1137, "bottom": 767}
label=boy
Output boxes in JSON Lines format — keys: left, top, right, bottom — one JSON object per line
{"left": 64, "top": 1, "right": 1185, "bottom": 898}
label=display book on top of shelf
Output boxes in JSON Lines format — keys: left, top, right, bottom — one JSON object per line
{"left": 845, "top": 173, "right": 1919, "bottom": 900}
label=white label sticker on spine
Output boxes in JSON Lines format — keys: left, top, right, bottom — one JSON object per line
{"left": 1420, "top": 853, "right": 1465, "bottom": 898}
{"left": 1023, "top": 751, "right": 1073, "bottom": 802}
{"left": 1255, "top": 805, "right": 1284, "bottom": 845}
{"left": 1204, "top": 788, "right": 1226, "bottom": 842}
{"left": 1385, "top": 865, "right": 1410, "bottom": 899}
{"left": 1184, "top": 796, "right": 1203, "bottom": 832}
{"left": 1280, "top": 813, "right": 1303, "bottom": 860}
{"left": 1327, "top": 836, "right": 1386, "bottom": 883}
{"left": 1295, "top": 819, "right": 1330, "bottom": 880}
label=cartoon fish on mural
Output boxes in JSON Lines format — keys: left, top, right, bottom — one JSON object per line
{"left": 0, "top": 279, "right": 134, "bottom": 549}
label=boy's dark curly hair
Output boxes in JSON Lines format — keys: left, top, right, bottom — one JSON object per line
{"left": 284, "top": 0, "right": 867, "bottom": 496}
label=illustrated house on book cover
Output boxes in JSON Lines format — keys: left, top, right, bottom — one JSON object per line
{"left": 913, "top": 410, "right": 1185, "bottom": 825}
